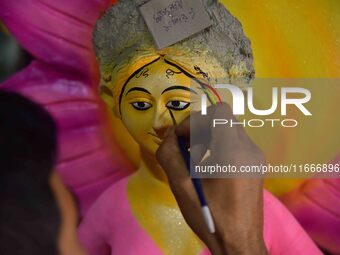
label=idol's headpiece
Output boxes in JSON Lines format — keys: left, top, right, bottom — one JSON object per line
{"left": 93, "top": 0, "right": 255, "bottom": 116}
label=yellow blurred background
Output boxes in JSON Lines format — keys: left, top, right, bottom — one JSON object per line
{"left": 222, "top": 0, "right": 340, "bottom": 193}
{"left": 222, "top": 0, "right": 340, "bottom": 78}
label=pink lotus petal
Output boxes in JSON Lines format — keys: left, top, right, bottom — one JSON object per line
{"left": 0, "top": 0, "right": 112, "bottom": 84}
{"left": 1, "top": 60, "right": 132, "bottom": 215}
{"left": 281, "top": 154, "right": 340, "bottom": 254}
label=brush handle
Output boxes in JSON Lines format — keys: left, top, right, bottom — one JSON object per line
{"left": 177, "top": 136, "right": 207, "bottom": 205}
{"left": 177, "top": 136, "right": 215, "bottom": 233}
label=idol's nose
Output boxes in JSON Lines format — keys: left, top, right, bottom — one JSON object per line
{"left": 152, "top": 108, "right": 172, "bottom": 139}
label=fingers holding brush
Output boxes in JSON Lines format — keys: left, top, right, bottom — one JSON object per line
{"left": 157, "top": 104, "right": 268, "bottom": 255}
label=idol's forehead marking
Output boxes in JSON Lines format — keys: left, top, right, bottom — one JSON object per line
{"left": 135, "top": 67, "right": 150, "bottom": 79}
{"left": 165, "top": 68, "right": 182, "bottom": 79}
{"left": 134, "top": 58, "right": 184, "bottom": 77}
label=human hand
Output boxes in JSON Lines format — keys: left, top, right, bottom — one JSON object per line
{"left": 58, "top": 235, "right": 87, "bottom": 255}
{"left": 50, "top": 172, "right": 88, "bottom": 255}
{"left": 156, "top": 104, "right": 268, "bottom": 255}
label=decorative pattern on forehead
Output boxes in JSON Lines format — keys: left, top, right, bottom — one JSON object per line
{"left": 118, "top": 57, "right": 161, "bottom": 115}
{"left": 165, "top": 68, "right": 182, "bottom": 79}
{"left": 135, "top": 68, "right": 150, "bottom": 79}
{"left": 163, "top": 59, "right": 221, "bottom": 106}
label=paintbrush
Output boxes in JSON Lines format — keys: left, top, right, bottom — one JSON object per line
{"left": 168, "top": 109, "right": 215, "bottom": 234}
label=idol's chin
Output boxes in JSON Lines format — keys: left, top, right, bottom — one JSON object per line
{"left": 139, "top": 143, "right": 160, "bottom": 158}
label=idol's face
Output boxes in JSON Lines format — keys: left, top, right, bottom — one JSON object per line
{"left": 120, "top": 58, "right": 202, "bottom": 155}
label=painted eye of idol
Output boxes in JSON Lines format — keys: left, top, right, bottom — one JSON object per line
{"left": 126, "top": 85, "right": 195, "bottom": 112}
{"left": 131, "top": 101, "right": 152, "bottom": 111}
{"left": 131, "top": 100, "right": 190, "bottom": 111}
{"left": 166, "top": 101, "right": 190, "bottom": 111}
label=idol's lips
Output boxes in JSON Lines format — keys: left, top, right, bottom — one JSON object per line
{"left": 148, "top": 132, "right": 158, "bottom": 138}
{"left": 148, "top": 132, "right": 163, "bottom": 144}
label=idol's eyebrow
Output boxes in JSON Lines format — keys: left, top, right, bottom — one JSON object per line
{"left": 125, "top": 87, "right": 151, "bottom": 96}
{"left": 161, "top": 86, "right": 197, "bottom": 95}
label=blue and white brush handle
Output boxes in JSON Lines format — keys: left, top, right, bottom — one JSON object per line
{"left": 177, "top": 136, "right": 216, "bottom": 234}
